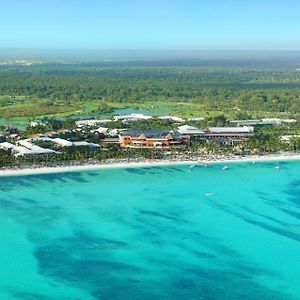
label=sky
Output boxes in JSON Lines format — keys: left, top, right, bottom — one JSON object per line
{"left": 1, "top": 0, "right": 300, "bottom": 50}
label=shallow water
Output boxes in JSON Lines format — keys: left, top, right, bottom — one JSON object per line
{"left": 0, "top": 161, "right": 300, "bottom": 299}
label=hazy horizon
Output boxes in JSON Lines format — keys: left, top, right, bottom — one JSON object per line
{"left": 1, "top": 49, "right": 300, "bottom": 67}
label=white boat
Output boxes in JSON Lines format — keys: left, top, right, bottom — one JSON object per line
{"left": 189, "top": 164, "right": 196, "bottom": 171}
{"left": 205, "top": 192, "right": 214, "bottom": 197}
{"left": 222, "top": 166, "right": 229, "bottom": 170}
{"left": 275, "top": 162, "right": 280, "bottom": 170}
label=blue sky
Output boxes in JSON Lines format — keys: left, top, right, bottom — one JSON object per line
{"left": 1, "top": 0, "right": 300, "bottom": 49}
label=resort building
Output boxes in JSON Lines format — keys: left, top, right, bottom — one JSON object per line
{"left": 0, "top": 142, "right": 16, "bottom": 152}
{"left": 230, "top": 119, "right": 268, "bottom": 127}
{"left": 113, "top": 114, "right": 152, "bottom": 122}
{"left": 52, "top": 138, "right": 73, "bottom": 147}
{"left": 119, "top": 130, "right": 189, "bottom": 149}
{"left": 12, "top": 146, "right": 36, "bottom": 157}
{"left": 231, "top": 118, "right": 297, "bottom": 128}
{"left": 188, "top": 117, "right": 205, "bottom": 122}
{"left": 262, "top": 118, "right": 297, "bottom": 126}
{"left": 51, "top": 138, "right": 100, "bottom": 149}
{"left": 16, "top": 140, "right": 59, "bottom": 157}
{"left": 92, "top": 127, "right": 110, "bottom": 135}
{"left": 0, "top": 140, "right": 60, "bottom": 158}
{"left": 281, "top": 135, "right": 300, "bottom": 143}
{"left": 101, "top": 138, "right": 120, "bottom": 144}
{"left": 72, "top": 141, "right": 100, "bottom": 149}
{"left": 204, "top": 127, "right": 255, "bottom": 144}
{"left": 177, "top": 125, "right": 205, "bottom": 137}
{"left": 75, "top": 119, "right": 112, "bottom": 127}
{"left": 158, "top": 116, "right": 185, "bottom": 123}
{"left": 91, "top": 127, "right": 127, "bottom": 137}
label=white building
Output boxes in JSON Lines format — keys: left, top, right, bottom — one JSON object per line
{"left": 177, "top": 125, "right": 205, "bottom": 135}
{"left": 158, "top": 116, "right": 185, "bottom": 123}
{"left": 72, "top": 141, "right": 100, "bottom": 148}
{"left": 109, "top": 128, "right": 127, "bottom": 137}
{"left": 206, "top": 126, "right": 254, "bottom": 135}
{"left": 1, "top": 139, "right": 59, "bottom": 157}
{"left": 75, "top": 119, "right": 112, "bottom": 127}
{"left": 17, "top": 140, "right": 58, "bottom": 156}
{"left": 113, "top": 114, "right": 152, "bottom": 122}
{"left": 30, "top": 121, "right": 46, "bottom": 127}
{"left": 262, "top": 118, "right": 297, "bottom": 126}
{"left": 52, "top": 138, "right": 100, "bottom": 148}
{"left": 12, "top": 146, "right": 34, "bottom": 157}
{"left": 92, "top": 127, "right": 109, "bottom": 134}
{"left": 52, "top": 138, "right": 73, "bottom": 147}
{"left": 188, "top": 117, "right": 205, "bottom": 122}
{"left": 281, "top": 135, "right": 300, "bottom": 143}
{"left": 0, "top": 142, "right": 16, "bottom": 151}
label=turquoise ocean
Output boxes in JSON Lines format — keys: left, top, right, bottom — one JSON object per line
{"left": 0, "top": 161, "right": 300, "bottom": 299}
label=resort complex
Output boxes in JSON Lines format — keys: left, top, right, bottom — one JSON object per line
{"left": 0, "top": 112, "right": 299, "bottom": 165}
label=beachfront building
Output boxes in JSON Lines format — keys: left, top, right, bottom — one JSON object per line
{"left": 119, "top": 130, "right": 189, "bottom": 149}
{"left": 72, "top": 141, "right": 100, "bottom": 149}
{"left": 51, "top": 138, "right": 100, "bottom": 149}
{"left": 204, "top": 126, "right": 254, "bottom": 145}
{"left": 0, "top": 140, "right": 60, "bottom": 158}
{"left": 177, "top": 125, "right": 205, "bottom": 138}
{"left": 16, "top": 140, "right": 60, "bottom": 157}
{"left": 0, "top": 142, "right": 16, "bottom": 152}
{"left": 52, "top": 138, "right": 73, "bottom": 147}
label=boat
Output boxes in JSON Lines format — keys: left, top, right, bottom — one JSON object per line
{"left": 275, "top": 162, "right": 280, "bottom": 170}
{"left": 222, "top": 166, "right": 229, "bottom": 170}
{"left": 205, "top": 192, "right": 214, "bottom": 197}
{"left": 189, "top": 164, "right": 196, "bottom": 171}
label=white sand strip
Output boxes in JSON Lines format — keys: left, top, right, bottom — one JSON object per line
{"left": 0, "top": 154, "right": 300, "bottom": 177}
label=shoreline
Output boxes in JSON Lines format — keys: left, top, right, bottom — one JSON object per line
{"left": 1, "top": 153, "right": 300, "bottom": 177}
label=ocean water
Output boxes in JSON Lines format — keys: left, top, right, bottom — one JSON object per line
{"left": 0, "top": 161, "right": 300, "bottom": 300}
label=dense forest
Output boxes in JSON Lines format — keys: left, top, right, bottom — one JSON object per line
{"left": 0, "top": 62, "right": 300, "bottom": 119}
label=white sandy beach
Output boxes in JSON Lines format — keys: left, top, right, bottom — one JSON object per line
{"left": 1, "top": 153, "right": 300, "bottom": 177}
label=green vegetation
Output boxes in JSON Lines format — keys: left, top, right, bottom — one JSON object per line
{"left": 1, "top": 62, "right": 300, "bottom": 168}
{"left": 0, "top": 64, "right": 299, "bottom": 121}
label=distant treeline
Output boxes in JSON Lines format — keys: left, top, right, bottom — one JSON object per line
{"left": 0, "top": 64, "right": 300, "bottom": 114}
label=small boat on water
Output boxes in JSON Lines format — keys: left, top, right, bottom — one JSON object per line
{"left": 275, "top": 161, "right": 280, "bottom": 170}
{"left": 205, "top": 192, "right": 214, "bottom": 197}
{"left": 189, "top": 164, "right": 196, "bottom": 172}
{"left": 198, "top": 161, "right": 211, "bottom": 167}
{"left": 222, "top": 166, "right": 229, "bottom": 170}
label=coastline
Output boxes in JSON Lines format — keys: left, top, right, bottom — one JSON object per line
{"left": 1, "top": 153, "right": 300, "bottom": 177}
